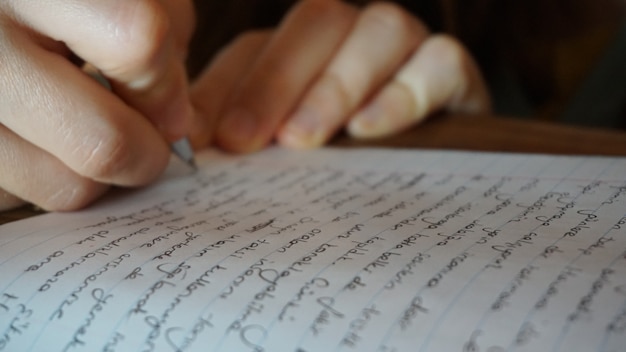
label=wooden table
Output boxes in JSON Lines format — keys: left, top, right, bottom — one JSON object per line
{"left": 2, "top": 114, "right": 626, "bottom": 225}
{"left": 334, "top": 114, "right": 626, "bottom": 155}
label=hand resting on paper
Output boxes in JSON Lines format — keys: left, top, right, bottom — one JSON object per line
{"left": 0, "top": 0, "right": 195, "bottom": 211}
{"left": 190, "top": 0, "right": 492, "bottom": 152}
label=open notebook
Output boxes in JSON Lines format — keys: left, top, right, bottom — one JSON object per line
{"left": 1, "top": 147, "right": 625, "bottom": 351}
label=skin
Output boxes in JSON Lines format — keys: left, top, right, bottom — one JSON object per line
{"left": 0, "top": 0, "right": 195, "bottom": 211}
{"left": 0, "top": 0, "right": 491, "bottom": 212}
{"left": 191, "top": 0, "right": 491, "bottom": 152}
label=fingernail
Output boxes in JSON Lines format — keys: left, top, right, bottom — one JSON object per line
{"left": 348, "top": 102, "right": 386, "bottom": 138}
{"left": 281, "top": 107, "right": 325, "bottom": 148}
{"left": 218, "top": 107, "right": 258, "bottom": 148}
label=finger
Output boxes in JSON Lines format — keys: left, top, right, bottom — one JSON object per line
{"left": 0, "top": 125, "right": 108, "bottom": 211}
{"left": 8, "top": 0, "right": 194, "bottom": 141}
{"left": 348, "top": 34, "right": 492, "bottom": 138}
{"left": 277, "top": 2, "right": 428, "bottom": 149}
{"left": 214, "top": 0, "right": 359, "bottom": 152}
{"left": 0, "top": 28, "right": 171, "bottom": 187}
{"left": 161, "top": 0, "right": 196, "bottom": 58}
{"left": 190, "top": 30, "right": 273, "bottom": 149}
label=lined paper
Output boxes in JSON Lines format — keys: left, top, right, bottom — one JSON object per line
{"left": 1, "top": 147, "right": 625, "bottom": 351}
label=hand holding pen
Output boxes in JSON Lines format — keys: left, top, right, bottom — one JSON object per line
{"left": 0, "top": 0, "right": 196, "bottom": 211}
{"left": 0, "top": 0, "right": 493, "bottom": 212}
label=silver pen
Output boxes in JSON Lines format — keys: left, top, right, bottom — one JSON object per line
{"left": 86, "top": 64, "right": 197, "bottom": 170}
{"left": 171, "top": 137, "right": 197, "bottom": 170}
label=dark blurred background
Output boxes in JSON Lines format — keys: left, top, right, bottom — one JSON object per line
{"left": 187, "top": 0, "right": 626, "bottom": 130}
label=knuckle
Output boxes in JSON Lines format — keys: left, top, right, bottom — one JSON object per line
{"left": 362, "top": 2, "right": 420, "bottom": 35}
{"left": 75, "top": 132, "right": 131, "bottom": 182}
{"left": 431, "top": 34, "right": 464, "bottom": 54}
{"left": 424, "top": 35, "right": 490, "bottom": 112}
{"left": 425, "top": 34, "right": 467, "bottom": 70}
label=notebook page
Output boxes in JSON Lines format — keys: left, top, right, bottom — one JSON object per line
{"left": 0, "top": 147, "right": 625, "bottom": 352}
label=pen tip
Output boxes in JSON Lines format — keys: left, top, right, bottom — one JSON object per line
{"left": 171, "top": 137, "right": 197, "bottom": 172}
